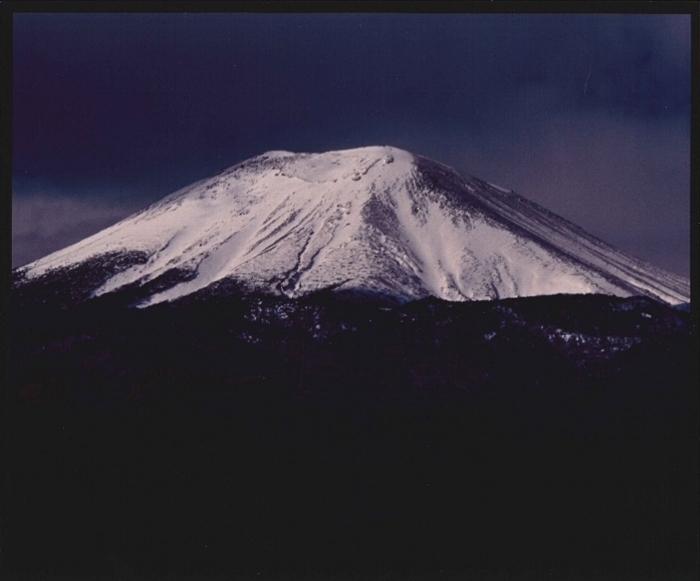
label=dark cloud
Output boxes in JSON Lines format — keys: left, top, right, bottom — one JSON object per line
{"left": 12, "top": 12, "right": 691, "bottom": 276}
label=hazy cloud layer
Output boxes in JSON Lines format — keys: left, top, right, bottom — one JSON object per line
{"left": 12, "top": 12, "right": 691, "bottom": 277}
{"left": 12, "top": 192, "right": 141, "bottom": 268}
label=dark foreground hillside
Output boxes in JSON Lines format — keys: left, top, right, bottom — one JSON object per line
{"left": 4, "top": 293, "right": 698, "bottom": 580}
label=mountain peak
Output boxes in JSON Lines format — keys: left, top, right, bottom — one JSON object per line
{"left": 13, "top": 146, "right": 690, "bottom": 307}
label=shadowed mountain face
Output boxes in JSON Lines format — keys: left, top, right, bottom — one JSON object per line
{"left": 12, "top": 146, "right": 689, "bottom": 308}
{"left": 7, "top": 292, "right": 695, "bottom": 579}
{"left": 10, "top": 292, "right": 691, "bottom": 412}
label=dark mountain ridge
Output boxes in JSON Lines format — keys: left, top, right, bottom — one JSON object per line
{"left": 7, "top": 284, "right": 696, "bottom": 581}
{"left": 11, "top": 291, "right": 689, "bottom": 410}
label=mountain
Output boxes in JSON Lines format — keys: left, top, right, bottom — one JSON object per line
{"left": 12, "top": 146, "right": 689, "bottom": 308}
{"left": 8, "top": 147, "right": 695, "bottom": 579}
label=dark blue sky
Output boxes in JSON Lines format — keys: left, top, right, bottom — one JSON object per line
{"left": 12, "top": 12, "right": 691, "bottom": 277}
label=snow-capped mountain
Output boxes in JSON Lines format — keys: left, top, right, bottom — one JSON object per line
{"left": 13, "top": 146, "right": 689, "bottom": 306}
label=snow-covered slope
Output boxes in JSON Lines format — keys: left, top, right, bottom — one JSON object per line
{"left": 14, "top": 146, "right": 690, "bottom": 306}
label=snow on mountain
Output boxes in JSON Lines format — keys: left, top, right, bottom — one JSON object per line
{"left": 14, "top": 146, "right": 690, "bottom": 306}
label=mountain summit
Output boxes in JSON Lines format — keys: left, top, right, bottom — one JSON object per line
{"left": 13, "top": 146, "right": 689, "bottom": 306}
